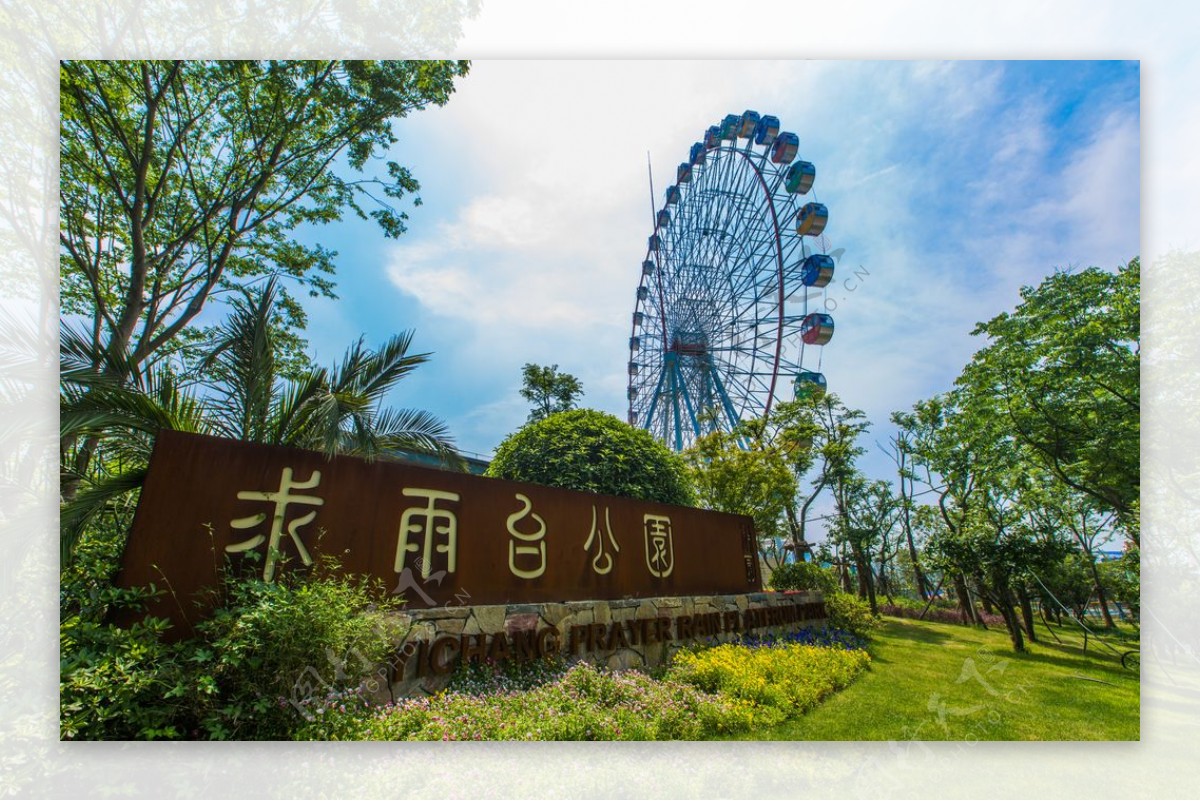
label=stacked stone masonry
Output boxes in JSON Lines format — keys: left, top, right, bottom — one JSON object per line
{"left": 379, "top": 591, "right": 826, "bottom": 699}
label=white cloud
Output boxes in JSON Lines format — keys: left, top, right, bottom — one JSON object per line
{"left": 365, "top": 60, "right": 1141, "bottom": 465}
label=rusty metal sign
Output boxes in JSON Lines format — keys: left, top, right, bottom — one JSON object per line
{"left": 118, "top": 430, "right": 761, "bottom": 631}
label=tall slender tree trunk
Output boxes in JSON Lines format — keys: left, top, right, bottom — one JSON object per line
{"left": 1087, "top": 558, "right": 1117, "bottom": 628}
{"left": 1016, "top": 584, "right": 1038, "bottom": 643}
{"left": 995, "top": 584, "right": 1026, "bottom": 652}
{"left": 953, "top": 574, "right": 978, "bottom": 627}
{"left": 852, "top": 543, "right": 878, "bottom": 615}
{"left": 974, "top": 571, "right": 996, "bottom": 614}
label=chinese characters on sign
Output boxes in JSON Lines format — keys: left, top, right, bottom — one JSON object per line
{"left": 119, "top": 431, "right": 761, "bottom": 633}
{"left": 583, "top": 505, "right": 620, "bottom": 575}
{"left": 506, "top": 494, "right": 547, "bottom": 579}
{"left": 225, "top": 467, "right": 324, "bottom": 581}
{"left": 396, "top": 488, "right": 460, "bottom": 579}
{"left": 644, "top": 514, "right": 674, "bottom": 578}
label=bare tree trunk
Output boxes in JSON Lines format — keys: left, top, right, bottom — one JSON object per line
{"left": 953, "top": 574, "right": 979, "bottom": 627}
{"left": 1087, "top": 558, "right": 1117, "bottom": 628}
{"left": 974, "top": 571, "right": 995, "bottom": 614}
{"left": 851, "top": 543, "right": 878, "bottom": 615}
{"left": 1016, "top": 584, "right": 1038, "bottom": 643}
{"left": 990, "top": 582, "right": 1026, "bottom": 652}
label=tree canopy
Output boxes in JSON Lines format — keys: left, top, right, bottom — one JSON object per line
{"left": 60, "top": 59, "right": 470, "bottom": 376}
{"left": 518, "top": 363, "right": 584, "bottom": 422}
{"left": 957, "top": 259, "right": 1139, "bottom": 536}
{"left": 486, "top": 409, "right": 694, "bottom": 506}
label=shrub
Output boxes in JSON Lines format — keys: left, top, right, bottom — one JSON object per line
{"left": 667, "top": 642, "right": 870, "bottom": 719}
{"left": 769, "top": 561, "right": 838, "bottom": 594}
{"left": 61, "top": 547, "right": 406, "bottom": 740}
{"left": 298, "top": 662, "right": 764, "bottom": 740}
{"left": 180, "top": 557, "right": 406, "bottom": 739}
{"left": 60, "top": 518, "right": 187, "bottom": 740}
{"left": 486, "top": 409, "right": 695, "bottom": 505}
{"left": 824, "top": 592, "right": 881, "bottom": 638}
{"left": 60, "top": 593, "right": 187, "bottom": 740}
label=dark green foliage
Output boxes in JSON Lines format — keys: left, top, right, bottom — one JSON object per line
{"left": 60, "top": 537, "right": 406, "bottom": 740}
{"left": 769, "top": 561, "right": 838, "bottom": 594}
{"left": 486, "top": 409, "right": 695, "bottom": 506}
{"left": 180, "top": 559, "right": 405, "bottom": 739}
{"left": 1098, "top": 547, "right": 1140, "bottom": 619}
{"left": 960, "top": 259, "right": 1139, "bottom": 535}
{"left": 823, "top": 592, "right": 881, "bottom": 639}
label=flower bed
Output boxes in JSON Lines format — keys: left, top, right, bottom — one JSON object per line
{"left": 294, "top": 629, "right": 872, "bottom": 741}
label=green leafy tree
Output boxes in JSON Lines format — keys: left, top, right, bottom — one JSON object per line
{"left": 59, "top": 59, "right": 470, "bottom": 490}
{"left": 838, "top": 475, "right": 899, "bottom": 612}
{"left": 887, "top": 411, "right": 932, "bottom": 600}
{"left": 518, "top": 363, "right": 584, "bottom": 422}
{"left": 682, "top": 418, "right": 798, "bottom": 565}
{"left": 752, "top": 392, "right": 864, "bottom": 563}
{"left": 959, "top": 259, "right": 1139, "bottom": 537}
{"left": 486, "top": 409, "right": 694, "bottom": 506}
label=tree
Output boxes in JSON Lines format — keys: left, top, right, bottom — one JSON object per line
{"left": 518, "top": 363, "right": 583, "bottom": 422}
{"left": 486, "top": 409, "right": 693, "bottom": 506}
{"left": 887, "top": 411, "right": 932, "bottom": 600}
{"left": 754, "top": 392, "right": 865, "bottom": 563}
{"left": 835, "top": 474, "right": 898, "bottom": 614}
{"left": 683, "top": 418, "right": 798, "bottom": 565}
{"left": 959, "top": 259, "right": 1139, "bottom": 536}
{"left": 60, "top": 277, "right": 458, "bottom": 562}
{"left": 60, "top": 60, "right": 470, "bottom": 489}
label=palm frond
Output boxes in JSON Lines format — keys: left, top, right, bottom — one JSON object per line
{"left": 347, "top": 330, "right": 430, "bottom": 406}
{"left": 60, "top": 467, "right": 148, "bottom": 566}
{"left": 371, "top": 406, "right": 461, "bottom": 468}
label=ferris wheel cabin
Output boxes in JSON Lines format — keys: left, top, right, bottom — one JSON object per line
{"left": 800, "top": 254, "right": 835, "bottom": 287}
{"left": 719, "top": 114, "right": 741, "bottom": 140}
{"left": 797, "top": 202, "right": 829, "bottom": 236}
{"left": 800, "top": 313, "right": 835, "bottom": 346}
{"left": 786, "top": 161, "right": 816, "bottom": 194}
{"left": 794, "top": 370, "right": 828, "bottom": 398}
{"left": 738, "top": 110, "right": 761, "bottom": 138}
{"left": 770, "top": 132, "right": 799, "bottom": 164}
{"left": 754, "top": 115, "right": 780, "bottom": 146}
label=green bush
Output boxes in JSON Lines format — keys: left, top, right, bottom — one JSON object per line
{"left": 667, "top": 642, "right": 870, "bottom": 719}
{"left": 61, "top": 547, "right": 406, "bottom": 740}
{"left": 769, "top": 561, "right": 838, "bottom": 594}
{"left": 486, "top": 409, "right": 695, "bottom": 505}
{"left": 60, "top": 593, "right": 187, "bottom": 740}
{"left": 179, "top": 558, "right": 406, "bottom": 739}
{"left": 60, "top": 517, "right": 187, "bottom": 740}
{"left": 824, "top": 592, "right": 881, "bottom": 639}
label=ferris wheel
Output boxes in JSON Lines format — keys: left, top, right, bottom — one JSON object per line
{"left": 626, "top": 110, "right": 836, "bottom": 452}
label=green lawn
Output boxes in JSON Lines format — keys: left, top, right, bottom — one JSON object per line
{"left": 723, "top": 615, "right": 1139, "bottom": 740}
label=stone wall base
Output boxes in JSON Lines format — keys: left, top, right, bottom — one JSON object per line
{"left": 380, "top": 591, "right": 826, "bottom": 699}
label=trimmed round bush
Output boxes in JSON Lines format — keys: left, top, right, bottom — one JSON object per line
{"left": 486, "top": 409, "right": 695, "bottom": 506}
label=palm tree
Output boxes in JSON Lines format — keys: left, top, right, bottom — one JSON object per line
{"left": 60, "top": 277, "right": 460, "bottom": 564}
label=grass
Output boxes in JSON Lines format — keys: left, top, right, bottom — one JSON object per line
{"left": 722, "top": 614, "right": 1139, "bottom": 740}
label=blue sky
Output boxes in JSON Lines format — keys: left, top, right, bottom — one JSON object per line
{"left": 293, "top": 59, "right": 1139, "bottom": 537}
